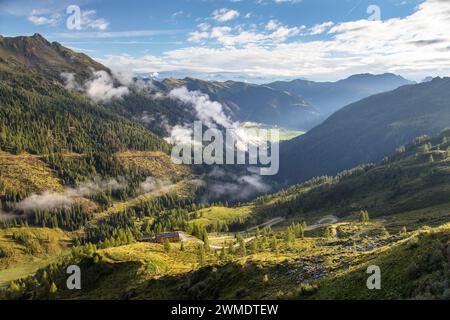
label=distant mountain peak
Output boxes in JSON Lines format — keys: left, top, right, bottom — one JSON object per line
{"left": 31, "top": 33, "right": 46, "bottom": 40}
{"left": 343, "top": 72, "right": 410, "bottom": 82}
{"left": 0, "top": 33, "right": 108, "bottom": 79}
{"left": 421, "top": 76, "right": 434, "bottom": 83}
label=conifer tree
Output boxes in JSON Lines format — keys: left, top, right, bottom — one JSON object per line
{"left": 237, "top": 235, "right": 246, "bottom": 256}
{"left": 163, "top": 239, "right": 171, "bottom": 253}
{"left": 220, "top": 246, "right": 226, "bottom": 260}
{"left": 251, "top": 238, "right": 259, "bottom": 254}
{"left": 359, "top": 210, "right": 370, "bottom": 223}
{"left": 286, "top": 227, "right": 295, "bottom": 243}
{"left": 49, "top": 282, "right": 58, "bottom": 295}
{"left": 270, "top": 236, "right": 278, "bottom": 253}
{"left": 197, "top": 244, "right": 205, "bottom": 266}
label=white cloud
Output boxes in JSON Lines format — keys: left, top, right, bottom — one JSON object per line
{"left": 165, "top": 124, "right": 195, "bottom": 145}
{"left": 16, "top": 191, "right": 73, "bottom": 212}
{"left": 270, "top": 25, "right": 302, "bottom": 42}
{"left": 172, "top": 10, "right": 184, "bottom": 18}
{"left": 52, "top": 29, "right": 182, "bottom": 39}
{"left": 71, "top": 177, "right": 127, "bottom": 196}
{"left": 197, "top": 22, "right": 210, "bottom": 31}
{"left": 81, "top": 10, "right": 109, "bottom": 31}
{"left": 60, "top": 72, "right": 80, "bottom": 90}
{"left": 212, "top": 8, "right": 240, "bottom": 22}
{"left": 309, "top": 21, "right": 334, "bottom": 35}
{"left": 27, "top": 10, "right": 61, "bottom": 26}
{"left": 84, "top": 70, "right": 129, "bottom": 101}
{"left": 186, "top": 19, "right": 303, "bottom": 45}
{"left": 203, "top": 168, "right": 271, "bottom": 202}
{"left": 100, "top": 0, "right": 450, "bottom": 81}
{"left": 15, "top": 177, "right": 128, "bottom": 213}
{"left": 188, "top": 31, "right": 210, "bottom": 42}
{"left": 139, "top": 177, "right": 171, "bottom": 194}
{"left": 27, "top": 8, "right": 108, "bottom": 30}
{"left": 169, "top": 86, "right": 233, "bottom": 128}
{"left": 0, "top": 209, "right": 18, "bottom": 221}
{"left": 266, "top": 19, "right": 280, "bottom": 31}
{"left": 61, "top": 70, "right": 130, "bottom": 102}
{"left": 164, "top": 86, "right": 266, "bottom": 154}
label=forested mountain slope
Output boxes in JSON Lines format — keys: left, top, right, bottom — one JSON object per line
{"left": 277, "top": 77, "right": 450, "bottom": 185}
{"left": 0, "top": 34, "right": 168, "bottom": 155}
{"left": 257, "top": 131, "right": 450, "bottom": 229}
{"left": 0, "top": 34, "right": 194, "bottom": 229}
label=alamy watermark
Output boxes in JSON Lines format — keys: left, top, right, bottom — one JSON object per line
{"left": 66, "top": 265, "right": 81, "bottom": 290}
{"left": 367, "top": 5, "right": 382, "bottom": 21}
{"left": 66, "top": 5, "right": 81, "bottom": 30}
{"left": 170, "top": 121, "right": 280, "bottom": 176}
{"left": 366, "top": 265, "right": 381, "bottom": 290}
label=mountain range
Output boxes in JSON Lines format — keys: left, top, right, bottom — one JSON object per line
{"left": 2, "top": 33, "right": 449, "bottom": 191}
{"left": 158, "top": 73, "right": 414, "bottom": 130}
{"left": 267, "top": 73, "right": 414, "bottom": 117}
{"left": 160, "top": 77, "right": 319, "bottom": 130}
{"left": 278, "top": 77, "right": 450, "bottom": 185}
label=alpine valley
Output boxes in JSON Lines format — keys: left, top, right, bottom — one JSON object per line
{"left": 1, "top": 33, "right": 450, "bottom": 301}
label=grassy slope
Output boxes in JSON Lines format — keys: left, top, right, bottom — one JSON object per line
{"left": 0, "top": 149, "right": 191, "bottom": 285}
{"left": 5, "top": 143, "right": 447, "bottom": 300}
{"left": 188, "top": 206, "right": 252, "bottom": 228}
{"left": 44, "top": 241, "right": 205, "bottom": 300}
{"left": 2, "top": 218, "right": 449, "bottom": 300}
{"left": 128, "top": 223, "right": 450, "bottom": 300}
{"left": 87, "top": 180, "right": 188, "bottom": 228}
{"left": 181, "top": 133, "right": 450, "bottom": 234}
{"left": 0, "top": 152, "right": 64, "bottom": 196}
{"left": 309, "top": 224, "right": 450, "bottom": 299}
{"left": 116, "top": 151, "right": 190, "bottom": 181}
{"left": 0, "top": 227, "right": 71, "bottom": 286}
{"left": 2, "top": 140, "right": 449, "bottom": 299}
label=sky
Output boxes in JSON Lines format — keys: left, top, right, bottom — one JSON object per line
{"left": 0, "top": 0, "right": 448, "bottom": 82}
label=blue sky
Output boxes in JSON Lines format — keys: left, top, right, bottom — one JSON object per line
{"left": 1, "top": 0, "right": 448, "bottom": 82}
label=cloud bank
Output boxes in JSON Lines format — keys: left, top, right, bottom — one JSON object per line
{"left": 165, "top": 86, "right": 264, "bottom": 150}
{"left": 15, "top": 177, "right": 127, "bottom": 213}
{"left": 16, "top": 191, "right": 74, "bottom": 212}
{"left": 99, "top": 0, "right": 450, "bottom": 81}
{"left": 61, "top": 70, "right": 130, "bottom": 102}
{"left": 200, "top": 167, "right": 272, "bottom": 202}
{"left": 139, "top": 177, "right": 171, "bottom": 194}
